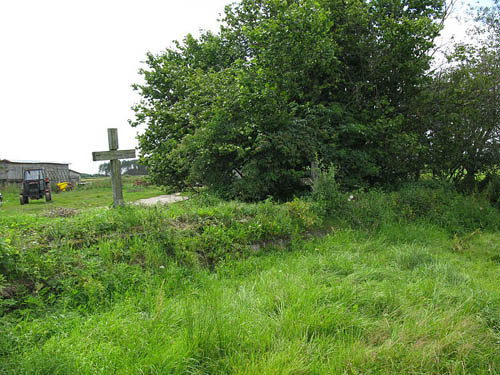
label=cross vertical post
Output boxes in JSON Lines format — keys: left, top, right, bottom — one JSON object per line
{"left": 108, "top": 128, "right": 123, "bottom": 206}
{"left": 92, "top": 128, "right": 136, "bottom": 207}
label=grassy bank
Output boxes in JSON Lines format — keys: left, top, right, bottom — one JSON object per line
{"left": 1, "top": 182, "right": 500, "bottom": 374}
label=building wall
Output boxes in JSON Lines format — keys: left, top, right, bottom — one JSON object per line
{"left": 0, "top": 160, "right": 10, "bottom": 181}
{"left": 0, "top": 160, "right": 70, "bottom": 188}
{"left": 69, "top": 170, "right": 81, "bottom": 185}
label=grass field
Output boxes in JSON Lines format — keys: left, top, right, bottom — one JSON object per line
{"left": 1, "top": 181, "right": 499, "bottom": 374}
{"left": 0, "top": 176, "right": 164, "bottom": 215}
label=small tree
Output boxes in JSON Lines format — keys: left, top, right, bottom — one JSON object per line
{"left": 131, "top": 0, "right": 447, "bottom": 199}
{"left": 121, "top": 159, "right": 148, "bottom": 176}
{"left": 98, "top": 162, "right": 111, "bottom": 176}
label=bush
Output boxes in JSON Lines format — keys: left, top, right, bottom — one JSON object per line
{"left": 478, "top": 173, "right": 500, "bottom": 208}
{"left": 311, "top": 178, "right": 500, "bottom": 235}
{"left": 310, "top": 164, "right": 346, "bottom": 216}
{"left": 344, "top": 190, "right": 397, "bottom": 231}
{"left": 435, "top": 194, "right": 500, "bottom": 234}
{"left": 395, "top": 182, "right": 453, "bottom": 221}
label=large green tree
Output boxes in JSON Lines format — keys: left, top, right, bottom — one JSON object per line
{"left": 421, "top": 2, "right": 500, "bottom": 188}
{"left": 131, "top": 0, "right": 446, "bottom": 200}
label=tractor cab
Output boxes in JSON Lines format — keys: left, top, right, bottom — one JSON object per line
{"left": 20, "top": 168, "right": 52, "bottom": 205}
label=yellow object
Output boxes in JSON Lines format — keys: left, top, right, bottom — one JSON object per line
{"left": 57, "top": 182, "right": 69, "bottom": 192}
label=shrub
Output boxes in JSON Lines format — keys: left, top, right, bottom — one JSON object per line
{"left": 344, "top": 190, "right": 397, "bottom": 231}
{"left": 310, "top": 164, "right": 346, "bottom": 216}
{"left": 478, "top": 173, "right": 500, "bottom": 208}
{"left": 312, "top": 179, "right": 500, "bottom": 235}
{"left": 394, "top": 182, "right": 453, "bottom": 221}
{"left": 436, "top": 194, "right": 500, "bottom": 234}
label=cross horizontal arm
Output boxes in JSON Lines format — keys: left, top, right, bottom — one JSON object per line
{"left": 92, "top": 149, "right": 136, "bottom": 161}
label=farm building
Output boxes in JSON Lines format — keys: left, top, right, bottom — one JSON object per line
{"left": 0, "top": 160, "right": 81, "bottom": 187}
{"left": 69, "top": 169, "right": 81, "bottom": 184}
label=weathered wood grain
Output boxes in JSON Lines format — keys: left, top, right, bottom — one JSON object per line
{"left": 110, "top": 159, "right": 123, "bottom": 206}
{"left": 92, "top": 149, "right": 136, "bottom": 162}
{"left": 108, "top": 128, "right": 119, "bottom": 150}
{"left": 92, "top": 128, "right": 137, "bottom": 207}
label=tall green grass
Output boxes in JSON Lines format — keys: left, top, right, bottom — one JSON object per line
{"left": 2, "top": 182, "right": 499, "bottom": 316}
{"left": 1, "top": 180, "right": 500, "bottom": 374}
{"left": 2, "top": 229, "right": 499, "bottom": 374}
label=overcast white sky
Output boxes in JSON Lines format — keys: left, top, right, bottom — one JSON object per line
{"left": 0, "top": 0, "right": 493, "bottom": 174}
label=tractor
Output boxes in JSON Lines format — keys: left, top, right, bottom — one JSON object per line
{"left": 20, "top": 168, "right": 52, "bottom": 205}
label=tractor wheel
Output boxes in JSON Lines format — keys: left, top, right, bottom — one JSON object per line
{"left": 20, "top": 195, "right": 27, "bottom": 205}
{"left": 45, "top": 191, "right": 52, "bottom": 202}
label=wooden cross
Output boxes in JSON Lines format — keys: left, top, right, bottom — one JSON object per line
{"left": 92, "top": 128, "right": 136, "bottom": 207}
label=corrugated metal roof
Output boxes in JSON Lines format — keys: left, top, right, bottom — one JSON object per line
{"left": 0, "top": 159, "right": 71, "bottom": 165}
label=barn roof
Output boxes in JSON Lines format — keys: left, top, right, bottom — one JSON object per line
{"left": 0, "top": 159, "right": 70, "bottom": 166}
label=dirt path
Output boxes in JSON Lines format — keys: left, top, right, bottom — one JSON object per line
{"left": 133, "top": 193, "right": 188, "bottom": 206}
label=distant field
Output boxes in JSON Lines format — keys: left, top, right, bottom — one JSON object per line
{"left": 0, "top": 176, "right": 164, "bottom": 215}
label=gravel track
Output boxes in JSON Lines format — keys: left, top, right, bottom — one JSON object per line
{"left": 133, "top": 193, "right": 188, "bottom": 206}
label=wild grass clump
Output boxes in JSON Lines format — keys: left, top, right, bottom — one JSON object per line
{"left": 310, "top": 173, "right": 500, "bottom": 235}
{"left": 0, "top": 183, "right": 20, "bottom": 194}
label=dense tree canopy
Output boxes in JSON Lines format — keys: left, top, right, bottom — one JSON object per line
{"left": 131, "top": 0, "right": 448, "bottom": 199}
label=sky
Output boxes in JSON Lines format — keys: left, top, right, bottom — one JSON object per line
{"left": 0, "top": 0, "right": 230, "bottom": 174}
{"left": 0, "top": 0, "right": 494, "bottom": 174}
